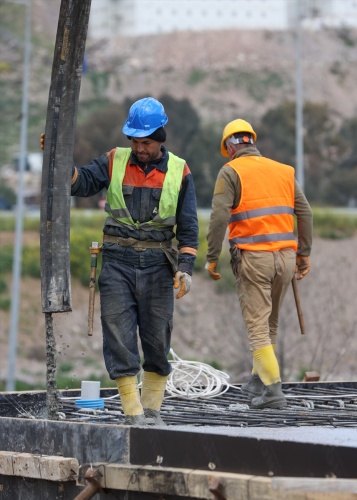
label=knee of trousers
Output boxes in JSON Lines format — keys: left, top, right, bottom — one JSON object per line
{"left": 248, "top": 330, "right": 272, "bottom": 352}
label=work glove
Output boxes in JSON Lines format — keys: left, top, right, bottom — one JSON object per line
{"left": 40, "top": 133, "right": 45, "bottom": 151}
{"left": 174, "top": 271, "right": 192, "bottom": 299}
{"left": 295, "top": 255, "right": 310, "bottom": 280}
{"left": 205, "top": 261, "right": 221, "bottom": 280}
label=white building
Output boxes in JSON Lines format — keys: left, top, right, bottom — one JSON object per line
{"left": 88, "top": 0, "right": 357, "bottom": 39}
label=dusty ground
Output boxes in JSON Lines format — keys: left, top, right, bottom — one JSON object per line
{"left": 1, "top": 233, "right": 357, "bottom": 389}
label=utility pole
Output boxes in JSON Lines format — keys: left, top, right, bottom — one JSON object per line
{"left": 6, "top": 0, "right": 31, "bottom": 392}
{"left": 40, "top": 0, "right": 92, "bottom": 418}
{"left": 295, "top": 0, "right": 304, "bottom": 190}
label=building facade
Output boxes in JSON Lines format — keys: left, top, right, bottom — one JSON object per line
{"left": 88, "top": 0, "right": 357, "bottom": 39}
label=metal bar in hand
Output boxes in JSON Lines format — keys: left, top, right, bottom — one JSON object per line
{"left": 88, "top": 242, "right": 101, "bottom": 336}
{"left": 291, "top": 275, "right": 306, "bottom": 335}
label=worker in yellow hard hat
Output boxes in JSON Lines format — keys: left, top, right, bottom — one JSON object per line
{"left": 205, "top": 118, "right": 313, "bottom": 409}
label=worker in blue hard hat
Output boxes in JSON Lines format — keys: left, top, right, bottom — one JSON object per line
{"left": 41, "top": 97, "right": 199, "bottom": 426}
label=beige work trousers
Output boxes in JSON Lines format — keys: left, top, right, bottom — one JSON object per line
{"left": 231, "top": 248, "right": 296, "bottom": 351}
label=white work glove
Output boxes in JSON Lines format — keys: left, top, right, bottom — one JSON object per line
{"left": 174, "top": 271, "right": 192, "bottom": 299}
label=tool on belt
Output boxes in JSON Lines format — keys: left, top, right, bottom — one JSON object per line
{"left": 88, "top": 242, "right": 102, "bottom": 336}
{"left": 291, "top": 275, "right": 306, "bottom": 335}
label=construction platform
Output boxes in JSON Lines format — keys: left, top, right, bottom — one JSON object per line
{"left": 1, "top": 381, "right": 357, "bottom": 499}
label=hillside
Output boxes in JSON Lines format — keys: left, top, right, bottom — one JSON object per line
{"left": 88, "top": 27, "right": 357, "bottom": 127}
{"left": 1, "top": 231, "right": 357, "bottom": 390}
{"left": 3, "top": 3, "right": 357, "bottom": 155}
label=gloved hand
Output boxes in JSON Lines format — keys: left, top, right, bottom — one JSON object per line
{"left": 40, "top": 133, "right": 45, "bottom": 151}
{"left": 295, "top": 255, "right": 310, "bottom": 280}
{"left": 205, "top": 261, "right": 221, "bottom": 280}
{"left": 174, "top": 271, "right": 192, "bottom": 299}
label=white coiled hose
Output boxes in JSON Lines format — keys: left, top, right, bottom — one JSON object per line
{"left": 165, "top": 348, "right": 232, "bottom": 399}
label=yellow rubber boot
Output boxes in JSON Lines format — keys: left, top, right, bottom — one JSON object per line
{"left": 251, "top": 345, "right": 286, "bottom": 409}
{"left": 252, "top": 345, "right": 280, "bottom": 386}
{"left": 243, "top": 345, "right": 278, "bottom": 400}
{"left": 141, "top": 372, "right": 169, "bottom": 425}
{"left": 115, "top": 376, "right": 145, "bottom": 425}
{"left": 251, "top": 343, "right": 276, "bottom": 375}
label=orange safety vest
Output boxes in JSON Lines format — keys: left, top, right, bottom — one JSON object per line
{"left": 227, "top": 155, "right": 298, "bottom": 252}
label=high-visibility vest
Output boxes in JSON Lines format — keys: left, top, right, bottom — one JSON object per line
{"left": 105, "top": 147, "right": 185, "bottom": 230}
{"left": 227, "top": 155, "right": 298, "bottom": 251}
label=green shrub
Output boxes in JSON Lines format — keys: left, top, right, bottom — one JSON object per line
{"left": 15, "top": 380, "right": 46, "bottom": 391}
{"left": 312, "top": 208, "right": 357, "bottom": 239}
{"left": 70, "top": 209, "right": 105, "bottom": 231}
{"left": 0, "top": 215, "right": 40, "bottom": 232}
{"left": 70, "top": 228, "right": 103, "bottom": 286}
{"left": 0, "top": 245, "right": 12, "bottom": 273}
{"left": 0, "top": 297, "right": 11, "bottom": 311}
{"left": 0, "top": 277, "right": 8, "bottom": 294}
{"left": 58, "top": 362, "right": 74, "bottom": 373}
{"left": 22, "top": 244, "right": 41, "bottom": 278}
{"left": 187, "top": 69, "right": 207, "bottom": 86}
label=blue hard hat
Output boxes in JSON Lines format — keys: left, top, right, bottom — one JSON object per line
{"left": 122, "top": 97, "right": 168, "bottom": 137}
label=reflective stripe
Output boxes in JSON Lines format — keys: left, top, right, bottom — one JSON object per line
{"left": 229, "top": 232, "right": 296, "bottom": 246}
{"left": 179, "top": 246, "right": 197, "bottom": 256}
{"left": 140, "top": 215, "right": 177, "bottom": 228}
{"left": 230, "top": 206, "right": 294, "bottom": 223}
{"left": 105, "top": 203, "right": 132, "bottom": 220}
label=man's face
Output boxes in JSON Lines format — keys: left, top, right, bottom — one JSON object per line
{"left": 130, "top": 137, "right": 162, "bottom": 164}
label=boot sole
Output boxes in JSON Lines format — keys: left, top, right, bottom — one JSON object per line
{"left": 241, "top": 390, "right": 263, "bottom": 402}
{"left": 251, "top": 398, "right": 287, "bottom": 410}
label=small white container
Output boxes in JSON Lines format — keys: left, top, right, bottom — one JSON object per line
{"left": 81, "top": 380, "right": 101, "bottom": 400}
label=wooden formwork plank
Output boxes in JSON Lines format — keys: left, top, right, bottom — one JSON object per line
{"left": 78, "top": 464, "right": 255, "bottom": 498}
{"left": 272, "top": 476, "right": 357, "bottom": 497}
{"left": 0, "top": 451, "right": 78, "bottom": 482}
{"left": 0, "top": 452, "right": 14, "bottom": 476}
{"left": 77, "top": 463, "right": 357, "bottom": 500}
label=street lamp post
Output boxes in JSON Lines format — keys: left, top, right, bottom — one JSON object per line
{"left": 295, "top": 0, "right": 304, "bottom": 190}
{"left": 6, "top": 0, "right": 31, "bottom": 391}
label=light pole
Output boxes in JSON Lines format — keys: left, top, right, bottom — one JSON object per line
{"left": 295, "top": 0, "right": 304, "bottom": 190}
{"left": 6, "top": 0, "right": 31, "bottom": 391}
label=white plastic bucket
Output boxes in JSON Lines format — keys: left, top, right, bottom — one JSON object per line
{"left": 81, "top": 380, "right": 101, "bottom": 400}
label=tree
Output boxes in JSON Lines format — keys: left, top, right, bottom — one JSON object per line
{"left": 258, "top": 101, "right": 339, "bottom": 203}
{"left": 73, "top": 102, "right": 128, "bottom": 208}
{"left": 186, "top": 124, "right": 223, "bottom": 208}
{"left": 323, "top": 116, "right": 357, "bottom": 206}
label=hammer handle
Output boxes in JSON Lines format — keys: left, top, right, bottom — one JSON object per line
{"left": 292, "top": 275, "right": 306, "bottom": 335}
{"left": 88, "top": 266, "right": 97, "bottom": 336}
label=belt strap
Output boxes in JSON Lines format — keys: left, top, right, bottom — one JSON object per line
{"left": 103, "top": 234, "right": 171, "bottom": 250}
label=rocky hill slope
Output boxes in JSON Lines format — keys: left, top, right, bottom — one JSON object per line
{"left": 4, "top": 1, "right": 357, "bottom": 127}
{"left": 90, "top": 27, "right": 357, "bottom": 127}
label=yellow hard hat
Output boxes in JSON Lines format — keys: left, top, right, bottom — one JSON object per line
{"left": 220, "top": 119, "right": 257, "bottom": 157}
